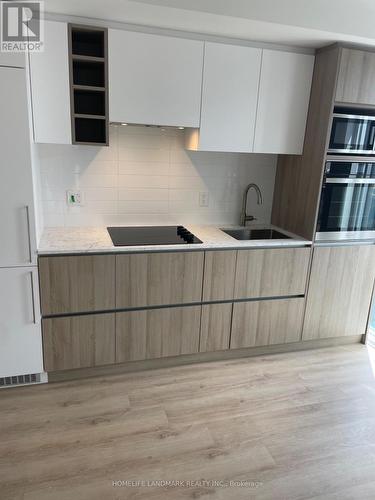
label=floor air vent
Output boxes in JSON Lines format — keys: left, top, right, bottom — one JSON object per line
{"left": 0, "top": 373, "right": 47, "bottom": 388}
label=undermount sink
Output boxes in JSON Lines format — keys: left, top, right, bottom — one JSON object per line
{"left": 222, "top": 228, "right": 291, "bottom": 240}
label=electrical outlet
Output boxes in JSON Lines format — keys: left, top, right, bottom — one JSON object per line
{"left": 66, "top": 190, "right": 83, "bottom": 206}
{"left": 199, "top": 192, "right": 209, "bottom": 207}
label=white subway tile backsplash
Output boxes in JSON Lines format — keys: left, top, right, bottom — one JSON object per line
{"left": 35, "top": 124, "right": 277, "bottom": 227}
{"left": 119, "top": 147, "right": 170, "bottom": 163}
{"left": 71, "top": 144, "right": 117, "bottom": 163}
{"left": 168, "top": 162, "right": 200, "bottom": 177}
{"left": 210, "top": 187, "right": 242, "bottom": 203}
{"left": 43, "top": 200, "right": 65, "bottom": 214}
{"left": 119, "top": 161, "right": 170, "bottom": 176}
{"left": 118, "top": 174, "right": 170, "bottom": 189}
{"left": 84, "top": 187, "right": 118, "bottom": 201}
{"left": 62, "top": 213, "right": 112, "bottom": 227}
{"left": 168, "top": 176, "right": 209, "bottom": 190}
{"left": 42, "top": 187, "right": 66, "bottom": 202}
{"left": 81, "top": 200, "right": 119, "bottom": 214}
{"left": 43, "top": 213, "right": 65, "bottom": 226}
{"left": 77, "top": 173, "right": 118, "bottom": 188}
{"left": 111, "top": 213, "right": 173, "bottom": 225}
{"left": 118, "top": 133, "right": 171, "bottom": 150}
{"left": 168, "top": 189, "right": 199, "bottom": 202}
{"left": 118, "top": 188, "right": 168, "bottom": 201}
{"left": 71, "top": 161, "right": 118, "bottom": 176}
{"left": 118, "top": 200, "right": 169, "bottom": 214}
{"left": 169, "top": 148, "right": 194, "bottom": 165}
{"left": 169, "top": 199, "right": 199, "bottom": 213}
{"left": 169, "top": 175, "right": 239, "bottom": 193}
{"left": 82, "top": 187, "right": 118, "bottom": 201}
{"left": 170, "top": 134, "right": 186, "bottom": 150}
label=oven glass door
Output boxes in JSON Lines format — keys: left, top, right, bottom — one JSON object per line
{"left": 317, "top": 181, "right": 375, "bottom": 233}
{"left": 329, "top": 115, "right": 375, "bottom": 154}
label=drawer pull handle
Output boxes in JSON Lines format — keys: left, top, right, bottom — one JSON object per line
{"left": 29, "top": 271, "right": 37, "bottom": 325}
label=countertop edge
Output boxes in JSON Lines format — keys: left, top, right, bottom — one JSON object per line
{"left": 37, "top": 224, "right": 313, "bottom": 256}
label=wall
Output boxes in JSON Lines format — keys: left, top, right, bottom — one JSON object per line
{"left": 37, "top": 124, "right": 277, "bottom": 227}
{"left": 46, "top": 1, "right": 375, "bottom": 49}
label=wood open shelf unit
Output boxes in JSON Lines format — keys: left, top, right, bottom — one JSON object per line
{"left": 68, "top": 24, "right": 109, "bottom": 146}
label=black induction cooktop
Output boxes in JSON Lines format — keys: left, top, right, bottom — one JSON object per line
{"left": 107, "top": 226, "right": 202, "bottom": 246}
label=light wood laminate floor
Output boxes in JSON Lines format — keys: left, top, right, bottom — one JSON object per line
{"left": 1, "top": 344, "right": 375, "bottom": 499}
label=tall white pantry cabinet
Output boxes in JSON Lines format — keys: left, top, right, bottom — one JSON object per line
{"left": 0, "top": 59, "right": 44, "bottom": 380}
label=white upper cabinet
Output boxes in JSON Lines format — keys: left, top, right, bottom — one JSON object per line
{"left": 254, "top": 50, "right": 314, "bottom": 155}
{"left": 28, "top": 21, "right": 71, "bottom": 144}
{"left": 186, "top": 44, "right": 313, "bottom": 154}
{"left": 192, "top": 42, "right": 262, "bottom": 152}
{"left": 25, "top": 21, "right": 313, "bottom": 152}
{"left": 109, "top": 29, "right": 204, "bottom": 127}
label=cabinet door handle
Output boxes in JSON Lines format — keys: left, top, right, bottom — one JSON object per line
{"left": 25, "top": 205, "right": 33, "bottom": 264}
{"left": 371, "top": 124, "right": 375, "bottom": 151}
{"left": 29, "top": 271, "right": 37, "bottom": 325}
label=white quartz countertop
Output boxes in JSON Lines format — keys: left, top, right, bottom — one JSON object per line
{"left": 37, "top": 224, "right": 311, "bottom": 255}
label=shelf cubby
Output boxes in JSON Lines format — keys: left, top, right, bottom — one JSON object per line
{"left": 71, "top": 28, "right": 105, "bottom": 58}
{"left": 73, "top": 89, "right": 106, "bottom": 116}
{"left": 73, "top": 60, "right": 105, "bottom": 87}
{"left": 74, "top": 118, "right": 107, "bottom": 144}
{"left": 68, "top": 24, "right": 108, "bottom": 145}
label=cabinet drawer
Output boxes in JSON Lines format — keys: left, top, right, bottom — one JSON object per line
{"left": 116, "top": 251, "right": 204, "bottom": 309}
{"left": 230, "top": 298, "right": 304, "bottom": 349}
{"left": 200, "top": 303, "right": 232, "bottom": 353}
{"left": 116, "top": 306, "right": 201, "bottom": 362}
{"left": 43, "top": 313, "right": 115, "bottom": 371}
{"left": 203, "top": 250, "right": 237, "bottom": 301}
{"left": 234, "top": 247, "right": 310, "bottom": 299}
{"left": 39, "top": 255, "right": 116, "bottom": 315}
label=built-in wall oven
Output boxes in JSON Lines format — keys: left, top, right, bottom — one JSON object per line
{"left": 328, "top": 108, "right": 375, "bottom": 155}
{"left": 316, "top": 160, "right": 375, "bottom": 241}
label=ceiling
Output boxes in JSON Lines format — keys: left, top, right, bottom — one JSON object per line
{"left": 44, "top": 0, "right": 375, "bottom": 48}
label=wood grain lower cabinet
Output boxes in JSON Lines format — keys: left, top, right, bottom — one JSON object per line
{"left": 116, "top": 306, "right": 201, "bottom": 362}
{"left": 230, "top": 298, "right": 305, "bottom": 349}
{"left": 116, "top": 251, "right": 204, "bottom": 309}
{"left": 43, "top": 313, "right": 115, "bottom": 371}
{"left": 39, "top": 255, "right": 115, "bottom": 315}
{"left": 200, "top": 303, "right": 233, "bottom": 352}
{"left": 203, "top": 250, "right": 237, "bottom": 301}
{"left": 234, "top": 247, "right": 310, "bottom": 299}
{"left": 302, "top": 245, "right": 375, "bottom": 340}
